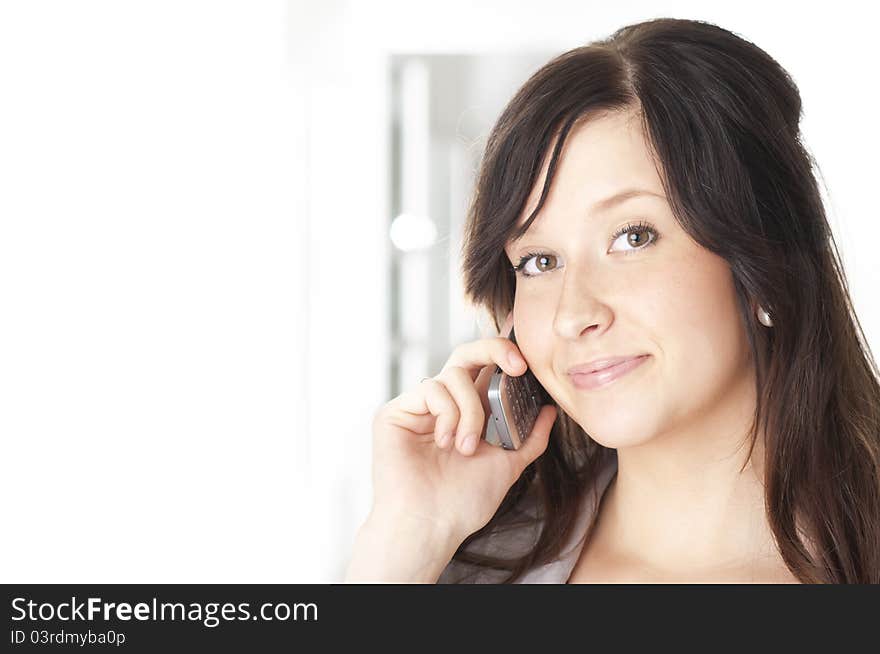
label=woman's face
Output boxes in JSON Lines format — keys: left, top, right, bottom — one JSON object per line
{"left": 504, "top": 109, "right": 753, "bottom": 448}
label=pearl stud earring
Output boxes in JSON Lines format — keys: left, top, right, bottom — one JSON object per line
{"left": 757, "top": 305, "right": 774, "bottom": 327}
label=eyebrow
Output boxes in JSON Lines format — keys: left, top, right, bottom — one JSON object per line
{"left": 513, "top": 187, "right": 666, "bottom": 238}
{"left": 590, "top": 188, "right": 666, "bottom": 212}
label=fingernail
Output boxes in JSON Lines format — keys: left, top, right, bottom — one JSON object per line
{"left": 508, "top": 352, "right": 524, "bottom": 369}
{"left": 462, "top": 434, "right": 477, "bottom": 455}
{"left": 438, "top": 432, "right": 452, "bottom": 448}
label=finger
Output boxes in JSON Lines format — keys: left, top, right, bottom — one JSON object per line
{"left": 422, "top": 380, "right": 460, "bottom": 449}
{"left": 437, "top": 366, "right": 486, "bottom": 455}
{"left": 441, "top": 336, "right": 526, "bottom": 382}
{"left": 394, "top": 379, "right": 460, "bottom": 446}
{"left": 509, "top": 404, "right": 558, "bottom": 472}
{"left": 374, "top": 403, "right": 435, "bottom": 436}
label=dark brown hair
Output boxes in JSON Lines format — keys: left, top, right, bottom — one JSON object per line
{"left": 451, "top": 17, "right": 880, "bottom": 583}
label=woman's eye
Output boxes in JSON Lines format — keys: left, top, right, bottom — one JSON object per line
{"left": 609, "top": 225, "right": 657, "bottom": 253}
{"left": 524, "top": 253, "right": 559, "bottom": 275}
{"left": 516, "top": 253, "right": 560, "bottom": 277}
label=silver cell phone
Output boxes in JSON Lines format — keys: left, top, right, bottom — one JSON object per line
{"left": 487, "top": 326, "right": 548, "bottom": 450}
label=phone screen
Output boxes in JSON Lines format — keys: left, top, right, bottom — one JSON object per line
{"left": 487, "top": 327, "right": 548, "bottom": 450}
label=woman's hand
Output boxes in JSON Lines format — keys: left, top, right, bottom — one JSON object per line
{"left": 356, "top": 312, "right": 557, "bottom": 577}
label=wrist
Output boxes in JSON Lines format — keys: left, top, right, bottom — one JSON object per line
{"left": 344, "top": 511, "right": 462, "bottom": 583}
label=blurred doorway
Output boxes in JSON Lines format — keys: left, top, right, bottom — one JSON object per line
{"left": 387, "top": 53, "right": 553, "bottom": 397}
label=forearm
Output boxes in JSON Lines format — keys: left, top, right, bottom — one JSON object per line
{"left": 344, "top": 513, "right": 461, "bottom": 583}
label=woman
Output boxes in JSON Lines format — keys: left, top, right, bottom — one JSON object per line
{"left": 345, "top": 17, "right": 880, "bottom": 583}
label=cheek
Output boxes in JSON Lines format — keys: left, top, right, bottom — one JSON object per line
{"left": 658, "top": 254, "right": 747, "bottom": 384}
{"left": 512, "top": 283, "right": 555, "bottom": 335}
{"left": 512, "top": 292, "right": 556, "bottom": 371}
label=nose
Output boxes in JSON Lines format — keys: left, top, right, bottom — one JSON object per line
{"left": 551, "top": 266, "right": 614, "bottom": 341}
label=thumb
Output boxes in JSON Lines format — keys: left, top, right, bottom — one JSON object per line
{"left": 510, "top": 404, "right": 558, "bottom": 471}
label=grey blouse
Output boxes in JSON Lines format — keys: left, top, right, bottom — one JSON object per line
{"left": 437, "top": 450, "right": 618, "bottom": 583}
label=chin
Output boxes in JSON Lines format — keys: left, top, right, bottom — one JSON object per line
{"left": 586, "top": 430, "right": 654, "bottom": 450}
{"left": 566, "top": 406, "right": 657, "bottom": 449}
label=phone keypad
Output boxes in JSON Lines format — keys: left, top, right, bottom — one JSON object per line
{"left": 504, "top": 371, "right": 542, "bottom": 447}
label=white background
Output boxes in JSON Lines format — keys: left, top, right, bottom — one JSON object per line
{"left": 0, "top": 0, "right": 876, "bottom": 582}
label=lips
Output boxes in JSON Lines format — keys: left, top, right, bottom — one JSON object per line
{"left": 567, "top": 355, "right": 650, "bottom": 391}
{"left": 567, "top": 355, "right": 648, "bottom": 376}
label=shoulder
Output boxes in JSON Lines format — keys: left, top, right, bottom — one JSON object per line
{"left": 437, "top": 450, "right": 618, "bottom": 584}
